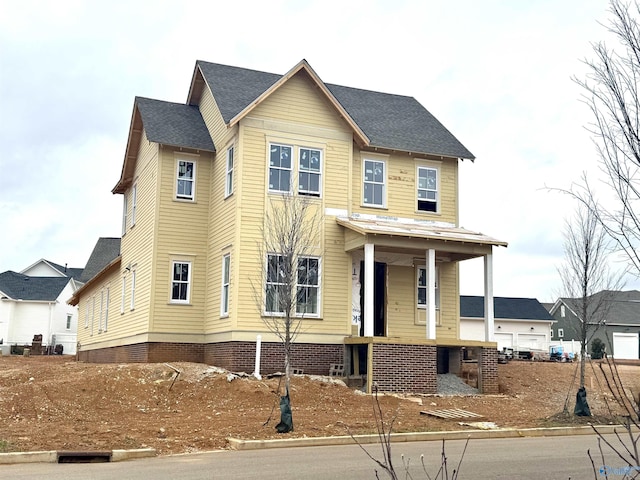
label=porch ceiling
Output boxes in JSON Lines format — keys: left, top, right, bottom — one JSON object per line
{"left": 337, "top": 216, "right": 507, "bottom": 260}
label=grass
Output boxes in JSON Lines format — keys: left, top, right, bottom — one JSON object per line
{"left": 0, "top": 439, "right": 10, "bottom": 453}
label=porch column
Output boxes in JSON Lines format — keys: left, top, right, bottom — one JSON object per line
{"left": 426, "top": 248, "right": 436, "bottom": 340}
{"left": 364, "top": 243, "right": 374, "bottom": 337}
{"left": 484, "top": 248, "right": 495, "bottom": 342}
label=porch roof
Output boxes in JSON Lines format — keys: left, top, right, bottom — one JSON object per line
{"left": 337, "top": 216, "right": 507, "bottom": 259}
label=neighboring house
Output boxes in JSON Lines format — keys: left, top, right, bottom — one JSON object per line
{"left": 460, "top": 296, "right": 555, "bottom": 354}
{"left": 69, "top": 60, "right": 507, "bottom": 394}
{"left": 0, "top": 261, "right": 83, "bottom": 355}
{"left": 548, "top": 290, "right": 640, "bottom": 360}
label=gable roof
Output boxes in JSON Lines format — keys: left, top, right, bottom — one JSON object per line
{"left": 461, "top": 296, "right": 555, "bottom": 321}
{"left": 79, "top": 237, "right": 122, "bottom": 283}
{"left": 113, "top": 97, "right": 215, "bottom": 194}
{"left": 554, "top": 290, "right": 640, "bottom": 326}
{"left": 20, "top": 259, "right": 84, "bottom": 281}
{"left": 0, "top": 271, "right": 70, "bottom": 301}
{"left": 190, "top": 60, "right": 475, "bottom": 160}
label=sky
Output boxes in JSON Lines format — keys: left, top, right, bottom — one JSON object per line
{"left": 0, "top": 0, "right": 634, "bottom": 302}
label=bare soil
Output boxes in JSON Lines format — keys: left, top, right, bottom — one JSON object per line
{"left": 1, "top": 355, "right": 639, "bottom": 456}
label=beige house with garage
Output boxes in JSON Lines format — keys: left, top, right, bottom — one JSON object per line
{"left": 70, "top": 59, "right": 506, "bottom": 393}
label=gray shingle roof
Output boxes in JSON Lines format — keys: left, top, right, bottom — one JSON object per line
{"left": 195, "top": 60, "right": 474, "bottom": 160}
{"left": 79, "top": 238, "right": 121, "bottom": 283}
{"left": 461, "top": 296, "right": 555, "bottom": 321}
{"left": 136, "top": 97, "right": 215, "bottom": 152}
{"left": 562, "top": 290, "right": 640, "bottom": 325}
{"left": 0, "top": 271, "right": 70, "bottom": 301}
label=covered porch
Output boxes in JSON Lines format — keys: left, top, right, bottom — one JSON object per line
{"left": 336, "top": 215, "right": 507, "bottom": 394}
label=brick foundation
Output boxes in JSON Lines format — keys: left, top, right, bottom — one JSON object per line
{"left": 478, "top": 347, "right": 499, "bottom": 394}
{"left": 371, "top": 343, "right": 437, "bottom": 393}
{"left": 78, "top": 341, "right": 343, "bottom": 376}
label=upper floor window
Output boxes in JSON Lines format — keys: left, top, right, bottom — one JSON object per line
{"left": 417, "top": 266, "right": 440, "bottom": 309}
{"left": 560, "top": 305, "right": 566, "bottom": 317}
{"left": 176, "top": 160, "right": 195, "bottom": 200}
{"left": 296, "top": 256, "right": 320, "bottom": 315}
{"left": 225, "top": 147, "right": 234, "bottom": 198}
{"left": 221, "top": 254, "right": 230, "bottom": 316}
{"left": 298, "top": 148, "right": 321, "bottom": 197}
{"left": 131, "top": 184, "right": 138, "bottom": 227}
{"left": 171, "top": 261, "right": 191, "bottom": 303}
{"left": 417, "top": 166, "right": 438, "bottom": 213}
{"left": 269, "top": 144, "right": 292, "bottom": 193}
{"left": 121, "top": 195, "right": 128, "bottom": 235}
{"left": 363, "top": 159, "right": 385, "bottom": 207}
{"left": 67, "top": 314, "right": 72, "bottom": 330}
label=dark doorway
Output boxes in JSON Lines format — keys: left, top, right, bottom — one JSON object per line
{"left": 437, "top": 347, "right": 450, "bottom": 374}
{"left": 359, "top": 261, "right": 387, "bottom": 337}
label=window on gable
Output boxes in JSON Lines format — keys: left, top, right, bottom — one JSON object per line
{"left": 417, "top": 166, "right": 438, "bottom": 213}
{"left": 298, "top": 148, "right": 321, "bottom": 197}
{"left": 225, "top": 146, "right": 234, "bottom": 198}
{"left": 221, "top": 254, "right": 230, "bottom": 316}
{"left": 417, "top": 266, "right": 440, "bottom": 309}
{"left": 176, "top": 160, "right": 195, "bottom": 200}
{"left": 131, "top": 184, "right": 137, "bottom": 227}
{"left": 363, "top": 159, "right": 385, "bottom": 207}
{"left": 560, "top": 305, "right": 566, "bottom": 317}
{"left": 296, "top": 256, "right": 320, "bottom": 315}
{"left": 171, "top": 261, "right": 191, "bottom": 303}
{"left": 269, "top": 144, "right": 292, "bottom": 193}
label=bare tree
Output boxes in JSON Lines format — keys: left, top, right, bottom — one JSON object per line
{"left": 558, "top": 206, "right": 624, "bottom": 415}
{"left": 252, "top": 191, "right": 322, "bottom": 432}
{"left": 569, "top": 0, "right": 640, "bottom": 276}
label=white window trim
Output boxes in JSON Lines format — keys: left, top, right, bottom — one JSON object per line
{"left": 85, "top": 301, "right": 89, "bottom": 328}
{"left": 265, "top": 253, "right": 287, "bottom": 315}
{"left": 176, "top": 158, "right": 196, "bottom": 201}
{"left": 90, "top": 296, "right": 95, "bottom": 336}
{"left": 295, "top": 256, "right": 321, "bottom": 318}
{"left": 130, "top": 183, "right": 137, "bottom": 227}
{"left": 417, "top": 265, "right": 440, "bottom": 309}
{"left": 99, "top": 289, "right": 104, "bottom": 332}
{"left": 362, "top": 158, "right": 387, "bottom": 208}
{"left": 66, "top": 314, "right": 72, "bottom": 330}
{"left": 268, "top": 143, "right": 293, "bottom": 194}
{"left": 416, "top": 165, "right": 439, "bottom": 214}
{"left": 298, "top": 147, "right": 322, "bottom": 197}
{"left": 225, "top": 146, "right": 234, "bottom": 198}
{"left": 221, "top": 254, "right": 230, "bottom": 316}
{"left": 121, "top": 194, "right": 128, "bottom": 235}
{"left": 130, "top": 270, "right": 136, "bottom": 311}
{"left": 120, "top": 276, "right": 126, "bottom": 314}
{"left": 104, "top": 286, "right": 110, "bottom": 332}
{"left": 558, "top": 328, "right": 564, "bottom": 338}
{"left": 170, "top": 260, "right": 192, "bottom": 304}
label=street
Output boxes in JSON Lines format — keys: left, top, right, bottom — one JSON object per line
{"left": 3, "top": 433, "right": 633, "bottom": 479}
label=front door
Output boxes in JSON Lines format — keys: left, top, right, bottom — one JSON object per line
{"left": 359, "top": 261, "right": 386, "bottom": 337}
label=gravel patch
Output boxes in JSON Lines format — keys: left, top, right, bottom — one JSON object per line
{"left": 437, "top": 373, "right": 479, "bottom": 395}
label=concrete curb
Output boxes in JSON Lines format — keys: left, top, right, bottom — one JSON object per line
{"left": 227, "top": 425, "right": 637, "bottom": 450}
{"left": 0, "top": 448, "right": 156, "bottom": 465}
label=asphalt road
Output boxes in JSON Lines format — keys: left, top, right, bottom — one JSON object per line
{"left": 3, "top": 433, "right": 635, "bottom": 479}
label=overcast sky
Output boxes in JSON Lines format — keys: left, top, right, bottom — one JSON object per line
{"left": 1, "top": 0, "right": 633, "bottom": 302}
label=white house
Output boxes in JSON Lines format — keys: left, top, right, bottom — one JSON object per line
{"left": 0, "top": 260, "right": 84, "bottom": 355}
{"left": 460, "top": 296, "right": 555, "bottom": 354}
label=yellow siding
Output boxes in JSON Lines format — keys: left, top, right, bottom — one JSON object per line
{"left": 76, "top": 266, "right": 121, "bottom": 347}
{"left": 351, "top": 149, "right": 458, "bottom": 225}
{"left": 436, "top": 262, "right": 459, "bottom": 340}
{"left": 150, "top": 147, "right": 212, "bottom": 334}
{"left": 386, "top": 265, "right": 417, "bottom": 337}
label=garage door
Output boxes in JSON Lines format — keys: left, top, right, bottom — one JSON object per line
{"left": 494, "top": 333, "right": 513, "bottom": 351}
{"left": 613, "top": 332, "right": 639, "bottom": 359}
{"left": 518, "top": 333, "right": 547, "bottom": 352}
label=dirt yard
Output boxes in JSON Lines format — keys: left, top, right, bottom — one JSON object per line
{"left": 0, "top": 355, "right": 639, "bottom": 456}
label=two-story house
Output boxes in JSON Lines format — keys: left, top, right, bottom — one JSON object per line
{"left": 70, "top": 60, "right": 507, "bottom": 393}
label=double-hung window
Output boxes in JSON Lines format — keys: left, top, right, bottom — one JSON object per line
{"left": 104, "top": 287, "right": 110, "bottom": 331}
{"left": 66, "top": 314, "right": 72, "bottom": 330}
{"left": 120, "top": 276, "right": 126, "bottom": 314}
{"left": 176, "top": 160, "right": 195, "bottom": 200}
{"left": 121, "top": 195, "right": 128, "bottom": 235}
{"left": 265, "top": 254, "right": 288, "bottom": 314}
{"left": 417, "top": 266, "right": 439, "bottom": 309}
{"left": 363, "top": 159, "right": 385, "bottom": 207}
{"left": 225, "top": 146, "right": 234, "bottom": 198}
{"left": 171, "top": 261, "right": 191, "bottom": 303}
{"left": 269, "top": 144, "right": 292, "bottom": 193}
{"left": 221, "top": 254, "right": 230, "bottom": 316}
{"left": 296, "top": 257, "right": 319, "bottom": 315}
{"left": 130, "top": 270, "right": 136, "bottom": 310}
{"left": 130, "top": 184, "right": 137, "bottom": 226}
{"left": 298, "top": 148, "right": 321, "bottom": 196}
{"left": 417, "top": 166, "right": 438, "bottom": 212}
